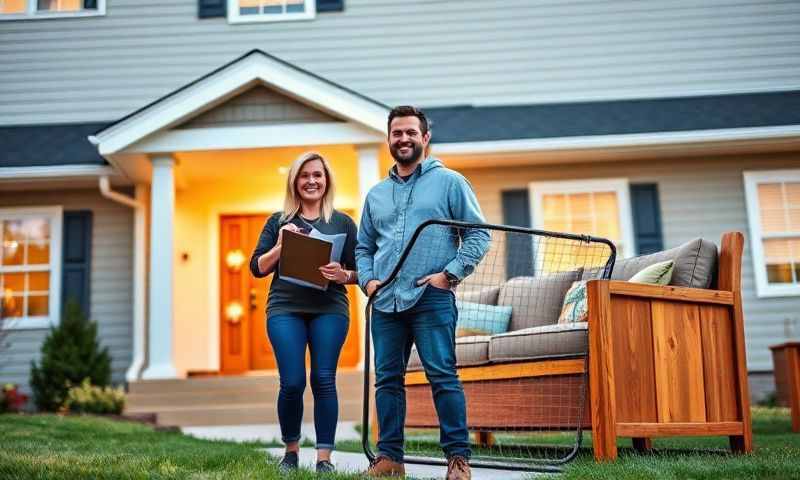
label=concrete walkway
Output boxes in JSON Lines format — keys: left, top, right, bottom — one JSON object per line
{"left": 184, "top": 422, "right": 547, "bottom": 479}
{"left": 183, "top": 421, "right": 360, "bottom": 444}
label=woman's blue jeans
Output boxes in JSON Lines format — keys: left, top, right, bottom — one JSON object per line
{"left": 267, "top": 312, "right": 349, "bottom": 450}
{"left": 371, "top": 285, "right": 470, "bottom": 462}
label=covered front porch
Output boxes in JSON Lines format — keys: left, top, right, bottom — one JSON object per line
{"left": 90, "top": 50, "right": 395, "bottom": 386}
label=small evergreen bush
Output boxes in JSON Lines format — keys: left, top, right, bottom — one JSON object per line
{"left": 30, "top": 301, "right": 112, "bottom": 411}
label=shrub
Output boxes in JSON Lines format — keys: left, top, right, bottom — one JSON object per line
{"left": 62, "top": 378, "right": 125, "bottom": 415}
{"left": 0, "top": 384, "right": 29, "bottom": 413}
{"left": 30, "top": 301, "right": 112, "bottom": 411}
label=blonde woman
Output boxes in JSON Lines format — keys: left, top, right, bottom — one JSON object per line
{"left": 249, "top": 152, "right": 358, "bottom": 474}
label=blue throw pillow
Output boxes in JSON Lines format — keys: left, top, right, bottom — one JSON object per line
{"left": 455, "top": 300, "right": 513, "bottom": 337}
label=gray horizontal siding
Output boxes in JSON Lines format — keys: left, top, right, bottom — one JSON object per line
{"left": 1, "top": 0, "right": 799, "bottom": 125}
{"left": 458, "top": 152, "right": 800, "bottom": 372}
{"left": 0, "top": 189, "right": 133, "bottom": 394}
{"left": 181, "top": 86, "right": 339, "bottom": 128}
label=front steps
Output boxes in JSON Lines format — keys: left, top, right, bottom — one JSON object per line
{"left": 125, "top": 369, "right": 367, "bottom": 427}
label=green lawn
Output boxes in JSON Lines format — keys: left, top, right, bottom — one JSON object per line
{"left": 1, "top": 407, "right": 799, "bottom": 479}
{"left": 0, "top": 414, "right": 336, "bottom": 480}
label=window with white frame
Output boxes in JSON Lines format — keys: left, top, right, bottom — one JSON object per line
{"left": 0, "top": 207, "right": 62, "bottom": 330}
{"left": 228, "top": 0, "right": 315, "bottom": 23}
{"left": 744, "top": 169, "right": 800, "bottom": 297}
{"left": 529, "top": 178, "right": 635, "bottom": 272}
{"left": 0, "top": 0, "right": 104, "bottom": 19}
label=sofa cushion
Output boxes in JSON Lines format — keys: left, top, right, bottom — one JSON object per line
{"left": 455, "top": 301, "right": 512, "bottom": 337}
{"left": 582, "top": 238, "right": 717, "bottom": 288}
{"left": 407, "top": 335, "right": 491, "bottom": 371}
{"left": 455, "top": 285, "right": 501, "bottom": 305}
{"left": 497, "top": 270, "right": 582, "bottom": 330}
{"left": 558, "top": 281, "right": 588, "bottom": 324}
{"left": 629, "top": 259, "right": 674, "bottom": 285}
{"left": 489, "top": 322, "right": 588, "bottom": 363}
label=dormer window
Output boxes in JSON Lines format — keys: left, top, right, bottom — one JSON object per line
{"left": 228, "top": 0, "right": 314, "bottom": 23}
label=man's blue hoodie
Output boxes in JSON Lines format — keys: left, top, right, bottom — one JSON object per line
{"left": 356, "top": 156, "right": 490, "bottom": 313}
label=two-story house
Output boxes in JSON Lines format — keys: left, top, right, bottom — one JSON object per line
{"left": 1, "top": 0, "right": 799, "bottom": 426}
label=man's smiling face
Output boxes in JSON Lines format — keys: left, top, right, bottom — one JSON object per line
{"left": 389, "top": 116, "right": 430, "bottom": 165}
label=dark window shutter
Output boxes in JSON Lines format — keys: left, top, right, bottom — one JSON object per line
{"left": 198, "top": 0, "right": 226, "bottom": 18}
{"left": 317, "top": 0, "right": 344, "bottom": 12}
{"left": 83, "top": 0, "right": 97, "bottom": 9}
{"left": 630, "top": 184, "right": 663, "bottom": 255}
{"left": 502, "top": 189, "right": 534, "bottom": 279}
{"left": 62, "top": 211, "right": 92, "bottom": 317}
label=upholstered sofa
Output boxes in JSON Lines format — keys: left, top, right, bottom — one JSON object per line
{"left": 403, "top": 232, "right": 752, "bottom": 461}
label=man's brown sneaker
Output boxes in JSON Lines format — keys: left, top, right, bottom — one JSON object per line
{"left": 446, "top": 455, "right": 471, "bottom": 480}
{"left": 365, "top": 455, "right": 405, "bottom": 477}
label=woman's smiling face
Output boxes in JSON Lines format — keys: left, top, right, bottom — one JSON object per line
{"left": 296, "top": 159, "right": 327, "bottom": 204}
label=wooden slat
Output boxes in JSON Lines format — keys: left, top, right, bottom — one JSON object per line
{"left": 610, "top": 297, "right": 657, "bottom": 423}
{"left": 729, "top": 290, "right": 754, "bottom": 453}
{"left": 787, "top": 346, "right": 800, "bottom": 433}
{"left": 406, "top": 375, "right": 590, "bottom": 430}
{"left": 718, "top": 232, "right": 744, "bottom": 293}
{"left": 772, "top": 348, "right": 790, "bottom": 407}
{"left": 770, "top": 341, "right": 800, "bottom": 351}
{"left": 587, "top": 280, "right": 618, "bottom": 461}
{"left": 617, "top": 422, "right": 743, "bottom": 437}
{"left": 404, "top": 358, "right": 585, "bottom": 386}
{"left": 606, "top": 280, "right": 733, "bottom": 305}
{"left": 651, "top": 300, "right": 707, "bottom": 423}
{"left": 700, "top": 305, "right": 739, "bottom": 422}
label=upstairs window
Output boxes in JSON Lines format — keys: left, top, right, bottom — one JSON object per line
{"left": 228, "top": 0, "right": 315, "bottom": 23}
{"left": 1, "top": 0, "right": 104, "bottom": 19}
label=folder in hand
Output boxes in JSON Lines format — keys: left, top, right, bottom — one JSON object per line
{"left": 279, "top": 229, "right": 339, "bottom": 290}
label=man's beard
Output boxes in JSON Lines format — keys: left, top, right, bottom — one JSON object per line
{"left": 390, "top": 141, "right": 424, "bottom": 165}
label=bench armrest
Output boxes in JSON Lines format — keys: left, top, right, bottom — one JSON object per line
{"left": 602, "top": 280, "right": 733, "bottom": 305}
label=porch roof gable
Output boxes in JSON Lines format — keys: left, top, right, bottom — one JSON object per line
{"left": 91, "top": 49, "right": 391, "bottom": 156}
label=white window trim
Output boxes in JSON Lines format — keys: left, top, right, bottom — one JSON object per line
{"left": 529, "top": 178, "right": 636, "bottom": 258}
{"left": 0, "top": 206, "right": 63, "bottom": 330}
{"left": 227, "top": 0, "right": 316, "bottom": 23}
{"left": 743, "top": 169, "right": 800, "bottom": 298}
{"left": 0, "top": 0, "right": 105, "bottom": 21}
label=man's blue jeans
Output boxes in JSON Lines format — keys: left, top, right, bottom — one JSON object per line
{"left": 267, "top": 312, "right": 349, "bottom": 450}
{"left": 372, "top": 285, "right": 470, "bottom": 462}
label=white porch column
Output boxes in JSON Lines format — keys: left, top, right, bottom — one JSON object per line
{"left": 142, "top": 155, "right": 178, "bottom": 379}
{"left": 355, "top": 144, "right": 381, "bottom": 370}
{"left": 357, "top": 144, "right": 381, "bottom": 208}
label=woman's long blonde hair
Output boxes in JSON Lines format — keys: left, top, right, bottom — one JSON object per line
{"left": 280, "top": 151, "right": 336, "bottom": 223}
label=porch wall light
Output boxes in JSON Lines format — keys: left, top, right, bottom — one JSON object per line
{"left": 225, "top": 302, "right": 243, "bottom": 324}
{"left": 226, "top": 249, "right": 245, "bottom": 271}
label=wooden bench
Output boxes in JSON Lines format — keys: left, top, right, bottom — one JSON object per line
{"left": 403, "top": 232, "right": 753, "bottom": 461}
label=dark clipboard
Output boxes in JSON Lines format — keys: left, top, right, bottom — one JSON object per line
{"left": 279, "top": 229, "right": 333, "bottom": 290}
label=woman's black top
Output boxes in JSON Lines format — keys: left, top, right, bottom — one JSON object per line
{"left": 249, "top": 210, "right": 358, "bottom": 319}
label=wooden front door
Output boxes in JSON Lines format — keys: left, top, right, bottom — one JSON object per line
{"left": 220, "top": 214, "right": 361, "bottom": 374}
{"left": 220, "top": 215, "right": 274, "bottom": 373}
